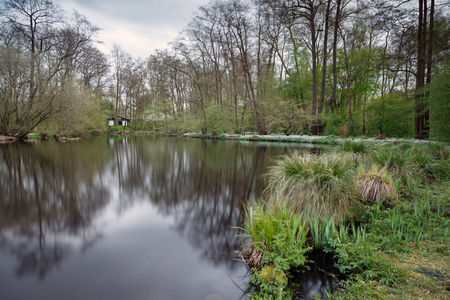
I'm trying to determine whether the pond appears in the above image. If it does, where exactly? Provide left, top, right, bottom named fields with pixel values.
left=0, top=136, right=333, bottom=300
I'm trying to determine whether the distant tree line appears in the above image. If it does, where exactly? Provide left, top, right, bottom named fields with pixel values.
left=1, top=0, right=449, bottom=139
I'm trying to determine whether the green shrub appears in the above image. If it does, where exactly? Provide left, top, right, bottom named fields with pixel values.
left=106, top=125, right=125, bottom=132
left=324, top=125, right=339, bottom=136
left=239, top=204, right=311, bottom=298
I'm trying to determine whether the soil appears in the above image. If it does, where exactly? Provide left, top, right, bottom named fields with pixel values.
left=0, top=135, right=17, bottom=143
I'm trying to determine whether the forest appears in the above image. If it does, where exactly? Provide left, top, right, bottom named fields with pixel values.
left=0, top=0, right=449, bottom=140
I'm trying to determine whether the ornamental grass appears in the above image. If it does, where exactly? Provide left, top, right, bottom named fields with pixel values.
left=264, top=152, right=361, bottom=223
left=356, top=164, right=397, bottom=203
left=370, top=148, right=415, bottom=184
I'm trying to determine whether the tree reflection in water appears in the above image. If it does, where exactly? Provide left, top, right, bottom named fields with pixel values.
left=0, top=137, right=319, bottom=283
left=0, top=141, right=111, bottom=278
left=110, top=137, right=279, bottom=270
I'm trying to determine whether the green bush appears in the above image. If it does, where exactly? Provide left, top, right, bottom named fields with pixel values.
left=324, top=124, right=339, bottom=136
left=106, top=125, right=125, bottom=132
left=239, top=204, right=311, bottom=298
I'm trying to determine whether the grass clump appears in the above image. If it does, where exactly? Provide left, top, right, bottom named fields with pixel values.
left=371, top=148, right=415, bottom=184
left=356, top=164, right=397, bottom=204
left=425, top=142, right=450, bottom=160
left=340, top=140, right=369, bottom=154
left=265, top=152, right=360, bottom=223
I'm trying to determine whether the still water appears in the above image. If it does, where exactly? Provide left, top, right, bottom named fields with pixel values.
left=0, top=136, right=329, bottom=300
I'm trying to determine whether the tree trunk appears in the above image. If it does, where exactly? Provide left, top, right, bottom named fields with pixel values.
left=341, top=30, right=354, bottom=135
left=309, top=1, right=319, bottom=135
left=415, top=0, right=427, bottom=139
left=319, top=0, right=331, bottom=115
left=325, top=0, right=341, bottom=114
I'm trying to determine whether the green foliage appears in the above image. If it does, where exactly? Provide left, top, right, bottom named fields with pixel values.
left=428, top=58, right=450, bottom=140
left=205, top=105, right=227, bottom=133
left=308, top=215, right=342, bottom=252
left=39, top=85, right=107, bottom=136
left=368, top=143, right=450, bottom=192
left=370, top=148, right=415, bottom=184
left=240, top=204, right=311, bottom=270
left=340, top=140, right=369, bottom=154
left=366, top=92, right=415, bottom=137
left=426, top=142, right=450, bottom=160
left=242, top=143, right=450, bottom=299
left=409, top=147, right=440, bottom=179
left=106, top=125, right=125, bottom=132
left=265, top=96, right=309, bottom=136
left=332, top=182, right=449, bottom=298
left=239, top=203, right=311, bottom=298
left=321, top=113, right=347, bottom=136
left=126, top=122, right=154, bottom=131
left=99, top=98, right=115, bottom=118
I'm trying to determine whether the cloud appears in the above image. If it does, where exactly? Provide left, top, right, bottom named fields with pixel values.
left=55, top=0, right=208, bottom=58
left=73, top=0, right=203, bottom=27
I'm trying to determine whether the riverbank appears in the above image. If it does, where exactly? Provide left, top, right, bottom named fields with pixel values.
left=23, top=129, right=442, bottom=147
left=238, top=141, right=450, bottom=299
left=0, top=135, right=17, bottom=143
left=332, top=178, right=450, bottom=299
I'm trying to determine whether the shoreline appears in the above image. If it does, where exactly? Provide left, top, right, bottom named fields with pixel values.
left=19, top=130, right=443, bottom=146
left=0, top=135, right=17, bottom=143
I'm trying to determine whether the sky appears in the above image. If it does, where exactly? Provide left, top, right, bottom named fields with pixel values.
left=54, top=0, right=210, bottom=58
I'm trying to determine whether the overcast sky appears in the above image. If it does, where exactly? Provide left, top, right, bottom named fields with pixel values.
left=54, top=0, right=209, bottom=58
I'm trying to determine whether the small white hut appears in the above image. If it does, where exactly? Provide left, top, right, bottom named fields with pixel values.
left=107, top=117, right=130, bottom=127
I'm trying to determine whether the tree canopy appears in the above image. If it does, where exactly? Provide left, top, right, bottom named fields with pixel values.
left=1, top=0, right=449, bottom=139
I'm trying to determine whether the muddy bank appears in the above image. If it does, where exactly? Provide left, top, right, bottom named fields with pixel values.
left=0, top=135, right=17, bottom=143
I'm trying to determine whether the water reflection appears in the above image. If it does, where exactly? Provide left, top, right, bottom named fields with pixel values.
left=0, top=137, right=289, bottom=288
left=109, top=137, right=273, bottom=268
left=0, top=136, right=330, bottom=299
left=0, top=141, right=111, bottom=278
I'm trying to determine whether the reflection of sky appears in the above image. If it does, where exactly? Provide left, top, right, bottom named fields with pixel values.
left=0, top=137, right=257, bottom=300
left=0, top=200, right=247, bottom=300
left=0, top=137, right=331, bottom=300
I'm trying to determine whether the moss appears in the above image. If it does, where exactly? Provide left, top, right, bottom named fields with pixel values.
left=258, top=265, right=288, bottom=285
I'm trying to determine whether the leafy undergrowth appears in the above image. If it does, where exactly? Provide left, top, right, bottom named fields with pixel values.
left=333, top=180, right=450, bottom=300
left=239, top=141, right=450, bottom=299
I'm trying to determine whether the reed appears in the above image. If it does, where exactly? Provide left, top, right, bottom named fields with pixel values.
left=308, top=214, right=339, bottom=250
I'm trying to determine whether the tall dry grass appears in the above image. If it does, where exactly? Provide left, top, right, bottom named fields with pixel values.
left=264, top=152, right=361, bottom=223
left=356, top=164, right=397, bottom=203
